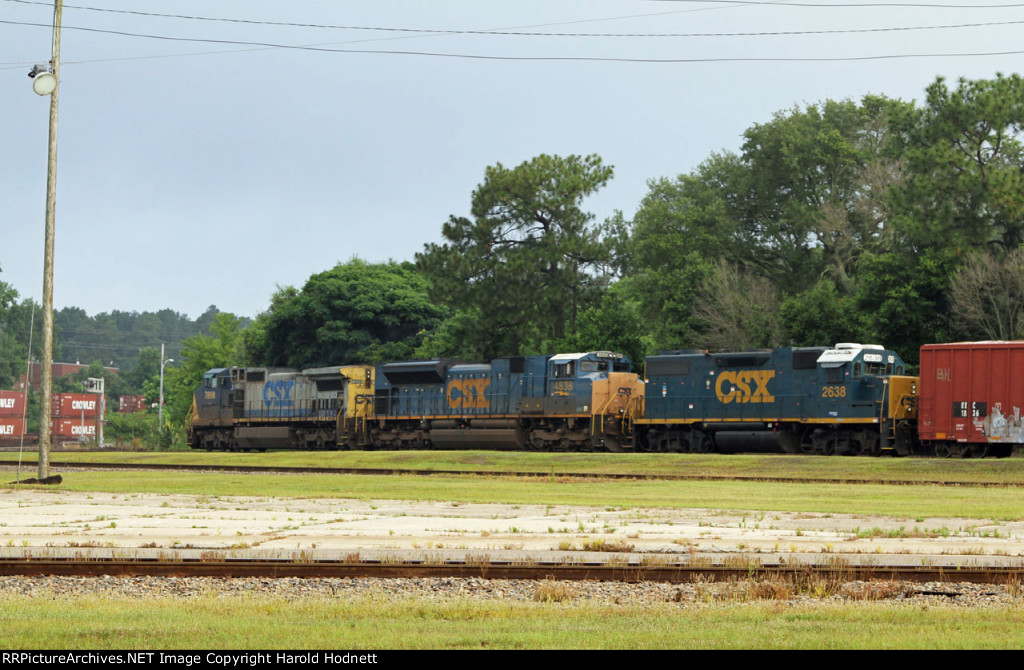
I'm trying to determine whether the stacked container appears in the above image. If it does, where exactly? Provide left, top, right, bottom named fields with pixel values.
left=118, top=395, right=147, bottom=414
left=0, top=390, right=27, bottom=443
left=51, top=392, right=102, bottom=441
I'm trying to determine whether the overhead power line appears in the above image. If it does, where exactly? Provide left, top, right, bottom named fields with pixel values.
left=652, top=0, right=1024, bottom=6
left=4, top=2, right=1024, bottom=67
left=4, top=0, right=1024, bottom=37
left=3, top=18, right=1024, bottom=61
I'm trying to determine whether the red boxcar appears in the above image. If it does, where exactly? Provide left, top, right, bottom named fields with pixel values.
left=51, top=393, right=101, bottom=418
left=918, top=341, right=1023, bottom=457
left=0, top=391, right=26, bottom=417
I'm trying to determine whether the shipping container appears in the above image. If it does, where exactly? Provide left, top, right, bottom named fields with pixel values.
left=0, top=417, right=26, bottom=440
left=51, top=393, right=102, bottom=418
left=918, top=341, right=1023, bottom=457
left=0, top=390, right=27, bottom=417
left=51, top=418, right=97, bottom=439
left=118, top=395, right=147, bottom=414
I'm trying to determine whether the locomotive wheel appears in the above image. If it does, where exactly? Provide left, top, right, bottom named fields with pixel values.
left=689, top=431, right=713, bottom=454
left=811, top=431, right=835, bottom=455
left=835, top=436, right=858, bottom=456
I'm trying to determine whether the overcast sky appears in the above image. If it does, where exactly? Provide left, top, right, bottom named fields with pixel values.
left=3, top=0, right=1023, bottom=320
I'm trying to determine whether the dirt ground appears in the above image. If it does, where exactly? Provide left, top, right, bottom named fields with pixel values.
left=1, top=486, right=1022, bottom=566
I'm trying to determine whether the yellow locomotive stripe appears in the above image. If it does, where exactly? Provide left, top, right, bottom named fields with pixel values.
left=381, top=414, right=590, bottom=420
left=635, top=417, right=879, bottom=425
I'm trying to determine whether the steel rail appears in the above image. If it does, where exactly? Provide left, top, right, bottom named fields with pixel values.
left=1, top=459, right=1020, bottom=489
left=0, top=557, right=1021, bottom=584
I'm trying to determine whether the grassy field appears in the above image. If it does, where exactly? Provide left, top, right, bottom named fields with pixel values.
left=3, top=593, right=1024, bottom=649
left=4, top=469, right=1019, bottom=520
left=10, top=448, right=1024, bottom=484
left=4, top=450, right=1024, bottom=649
left=3, top=449, right=1024, bottom=520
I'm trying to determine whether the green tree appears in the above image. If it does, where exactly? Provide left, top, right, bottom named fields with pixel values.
left=417, top=154, right=614, bottom=359
left=541, top=280, right=648, bottom=367
left=948, top=247, right=1024, bottom=340
left=53, top=305, right=227, bottom=373
left=738, top=96, right=909, bottom=294
left=623, top=154, right=742, bottom=350
left=689, top=260, right=783, bottom=351
left=779, top=279, right=866, bottom=347
left=855, top=250, right=953, bottom=366
left=0, top=269, right=42, bottom=390
left=249, top=259, right=445, bottom=368
left=891, top=74, right=1024, bottom=253
left=122, top=347, right=161, bottom=395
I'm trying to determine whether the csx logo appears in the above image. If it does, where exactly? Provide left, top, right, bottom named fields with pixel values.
left=715, top=370, right=775, bottom=404
left=551, top=381, right=573, bottom=397
left=0, top=399, right=15, bottom=409
left=447, top=378, right=490, bottom=409
left=263, top=380, right=295, bottom=408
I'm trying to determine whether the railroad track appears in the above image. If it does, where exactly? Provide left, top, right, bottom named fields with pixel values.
left=0, top=556, right=1021, bottom=584
left=1, top=459, right=1020, bottom=488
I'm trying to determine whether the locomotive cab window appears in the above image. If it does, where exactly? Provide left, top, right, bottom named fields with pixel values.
left=863, top=362, right=884, bottom=375
left=580, top=361, right=601, bottom=373
left=826, top=366, right=844, bottom=383
left=853, top=362, right=863, bottom=380
left=553, top=362, right=575, bottom=378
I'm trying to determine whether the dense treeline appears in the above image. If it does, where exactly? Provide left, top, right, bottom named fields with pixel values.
left=54, top=304, right=225, bottom=373
left=410, top=74, right=1024, bottom=367
left=2, top=74, right=1021, bottom=447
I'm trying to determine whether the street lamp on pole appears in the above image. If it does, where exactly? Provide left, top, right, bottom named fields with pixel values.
left=159, top=343, right=174, bottom=435
left=30, top=0, right=63, bottom=481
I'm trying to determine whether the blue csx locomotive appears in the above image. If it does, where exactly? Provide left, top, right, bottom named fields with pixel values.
left=636, top=343, right=918, bottom=455
left=188, top=351, right=642, bottom=451
left=189, top=344, right=919, bottom=455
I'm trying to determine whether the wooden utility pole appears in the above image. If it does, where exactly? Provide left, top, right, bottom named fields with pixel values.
left=38, top=0, right=63, bottom=480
